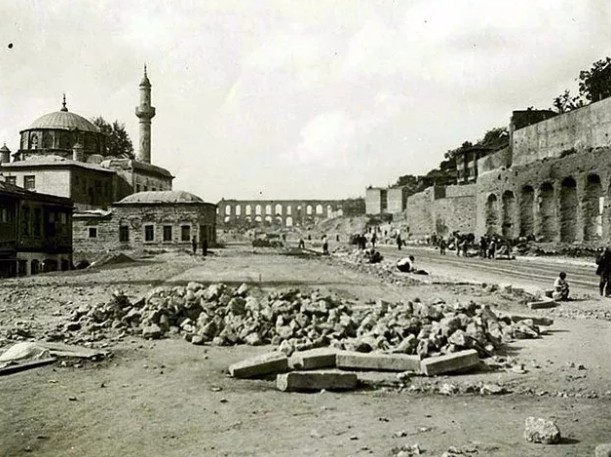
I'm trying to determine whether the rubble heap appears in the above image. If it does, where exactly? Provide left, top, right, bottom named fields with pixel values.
left=58, top=282, right=544, bottom=359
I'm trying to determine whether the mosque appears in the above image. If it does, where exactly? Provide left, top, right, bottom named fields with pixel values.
left=0, top=67, right=217, bottom=257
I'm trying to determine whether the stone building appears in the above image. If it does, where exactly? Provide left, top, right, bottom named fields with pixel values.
left=0, top=178, right=73, bottom=277
left=73, top=191, right=217, bottom=253
left=1, top=155, right=116, bottom=210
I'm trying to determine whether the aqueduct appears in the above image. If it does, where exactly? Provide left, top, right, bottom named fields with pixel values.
left=217, top=199, right=350, bottom=228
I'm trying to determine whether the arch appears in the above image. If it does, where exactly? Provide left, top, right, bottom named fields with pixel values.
left=560, top=177, right=577, bottom=242
left=235, top=205, right=242, bottom=216
left=315, top=204, right=323, bottom=215
left=274, top=216, right=283, bottom=226
left=286, top=216, right=294, bottom=227
left=583, top=174, right=603, bottom=242
left=326, top=205, right=333, bottom=218
left=255, top=204, right=262, bottom=215
left=43, top=258, right=58, bottom=272
left=337, top=209, right=344, bottom=217
left=264, top=215, right=272, bottom=224
left=520, top=185, right=535, bottom=237
left=286, top=206, right=292, bottom=215
left=265, top=204, right=272, bottom=215
left=501, top=190, right=516, bottom=239
left=306, top=205, right=313, bottom=215
left=246, top=216, right=252, bottom=223
left=31, top=259, right=40, bottom=275
left=224, top=216, right=231, bottom=223
left=539, top=182, right=555, bottom=242
left=224, top=205, right=231, bottom=215
left=485, top=194, right=499, bottom=235
left=245, top=205, right=252, bottom=216
left=254, top=215, right=262, bottom=223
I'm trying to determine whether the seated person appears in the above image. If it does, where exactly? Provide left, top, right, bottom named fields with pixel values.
left=396, top=255, right=415, bottom=273
left=552, top=272, right=570, bottom=301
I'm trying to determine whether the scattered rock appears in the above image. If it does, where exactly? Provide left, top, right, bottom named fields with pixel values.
left=523, top=417, right=561, bottom=444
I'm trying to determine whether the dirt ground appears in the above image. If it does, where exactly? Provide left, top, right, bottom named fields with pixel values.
left=1, top=246, right=610, bottom=457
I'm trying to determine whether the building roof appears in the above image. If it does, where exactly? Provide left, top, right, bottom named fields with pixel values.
left=0, top=155, right=115, bottom=173
left=116, top=190, right=205, bottom=205
left=100, top=158, right=174, bottom=178
left=26, top=107, right=100, bottom=133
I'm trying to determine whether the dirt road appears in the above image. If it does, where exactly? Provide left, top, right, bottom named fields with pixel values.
left=1, top=247, right=610, bottom=456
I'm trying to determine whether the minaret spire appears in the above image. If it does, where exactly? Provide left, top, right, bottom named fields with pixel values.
left=61, top=93, right=68, bottom=112
left=135, top=65, right=155, bottom=163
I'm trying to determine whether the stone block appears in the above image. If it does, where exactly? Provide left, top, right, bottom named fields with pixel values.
left=276, top=370, right=358, bottom=392
left=420, top=349, right=480, bottom=376
left=290, top=348, right=338, bottom=370
left=228, top=352, right=289, bottom=379
left=336, top=351, right=420, bottom=372
left=527, top=299, right=558, bottom=310
left=510, top=315, right=554, bottom=326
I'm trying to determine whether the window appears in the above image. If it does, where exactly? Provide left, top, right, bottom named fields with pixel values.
left=181, top=225, right=191, bottom=242
left=22, top=206, right=30, bottom=236
left=163, top=225, right=172, bottom=242
left=24, top=175, right=35, bottom=190
left=6, top=176, right=16, bottom=186
left=144, top=224, right=154, bottom=242
left=88, top=227, right=97, bottom=238
left=119, top=226, right=129, bottom=242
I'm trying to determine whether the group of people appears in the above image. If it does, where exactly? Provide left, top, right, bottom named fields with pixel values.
left=191, top=236, right=208, bottom=257
left=428, top=232, right=513, bottom=260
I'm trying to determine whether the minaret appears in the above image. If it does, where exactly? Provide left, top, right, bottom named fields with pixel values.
left=135, top=64, right=156, bottom=163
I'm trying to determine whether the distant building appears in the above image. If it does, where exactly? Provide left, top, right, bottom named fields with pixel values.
left=0, top=178, right=73, bottom=277
left=365, top=186, right=409, bottom=215
left=73, top=191, right=217, bottom=253
left=454, top=146, right=494, bottom=184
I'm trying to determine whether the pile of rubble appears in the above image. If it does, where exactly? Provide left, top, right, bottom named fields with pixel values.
left=56, top=282, right=545, bottom=361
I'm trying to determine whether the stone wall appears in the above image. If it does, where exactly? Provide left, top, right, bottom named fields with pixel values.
left=513, top=96, right=611, bottom=167
left=475, top=147, right=611, bottom=245
left=387, top=187, right=406, bottom=214
left=406, top=185, right=476, bottom=238
left=477, top=147, right=512, bottom=175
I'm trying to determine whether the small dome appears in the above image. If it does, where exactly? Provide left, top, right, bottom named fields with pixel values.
left=28, top=111, right=100, bottom=133
left=117, top=190, right=204, bottom=204
left=0, top=143, right=10, bottom=152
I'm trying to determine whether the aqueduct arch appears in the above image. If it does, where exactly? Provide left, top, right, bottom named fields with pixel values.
left=583, top=174, right=603, bottom=242
left=559, top=177, right=577, bottom=243
left=485, top=194, right=499, bottom=235
left=520, top=185, right=535, bottom=237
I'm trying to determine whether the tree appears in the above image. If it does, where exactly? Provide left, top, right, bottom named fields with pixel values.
left=552, top=89, right=584, bottom=113
left=578, top=57, right=611, bottom=102
left=477, top=127, right=509, bottom=149
left=91, top=116, right=134, bottom=159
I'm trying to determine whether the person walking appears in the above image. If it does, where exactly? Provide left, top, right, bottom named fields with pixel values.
left=201, top=238, right=208, bottom=257
left=439, top=237, right=446, bottom=255
left=596, top=247, right=611, bottom=296
left=191, top=236, right=197, bottom=255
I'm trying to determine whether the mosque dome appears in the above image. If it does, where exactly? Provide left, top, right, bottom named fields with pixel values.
left=117, top=190, right=204, bottom=204
left=28, top=110, right=99, bottom=133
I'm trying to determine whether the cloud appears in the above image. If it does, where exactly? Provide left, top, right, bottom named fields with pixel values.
left=286, top=112, right=356, bottom=167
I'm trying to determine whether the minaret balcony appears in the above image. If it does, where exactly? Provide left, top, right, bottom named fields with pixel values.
left=135, top=106, right=156, bottom=119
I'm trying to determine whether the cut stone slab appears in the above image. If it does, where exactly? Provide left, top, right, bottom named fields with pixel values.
left=290, top=348, right=338, bottom=370
left=276, top=370, right=358, bottom=392
left=527, top=299, right=558, bottom=310
left=229, top=352, right=289, bottom=379
left=420, top=349, right=480, bottom=376
left=336, top=351, right=420, bottom=372
left=510, top=315, right=554, bottom=326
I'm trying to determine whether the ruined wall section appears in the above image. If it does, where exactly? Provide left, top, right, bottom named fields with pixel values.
left=477, top=147, right=512, bottom=175
left=513, top=97, right=611, bottom=167
left=406, top=185, right=476, bottom=238
left=476, top=147, right=611, bottom=245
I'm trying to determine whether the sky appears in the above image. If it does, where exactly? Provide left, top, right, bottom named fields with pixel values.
left=1, top=1, right=611, bottom=202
